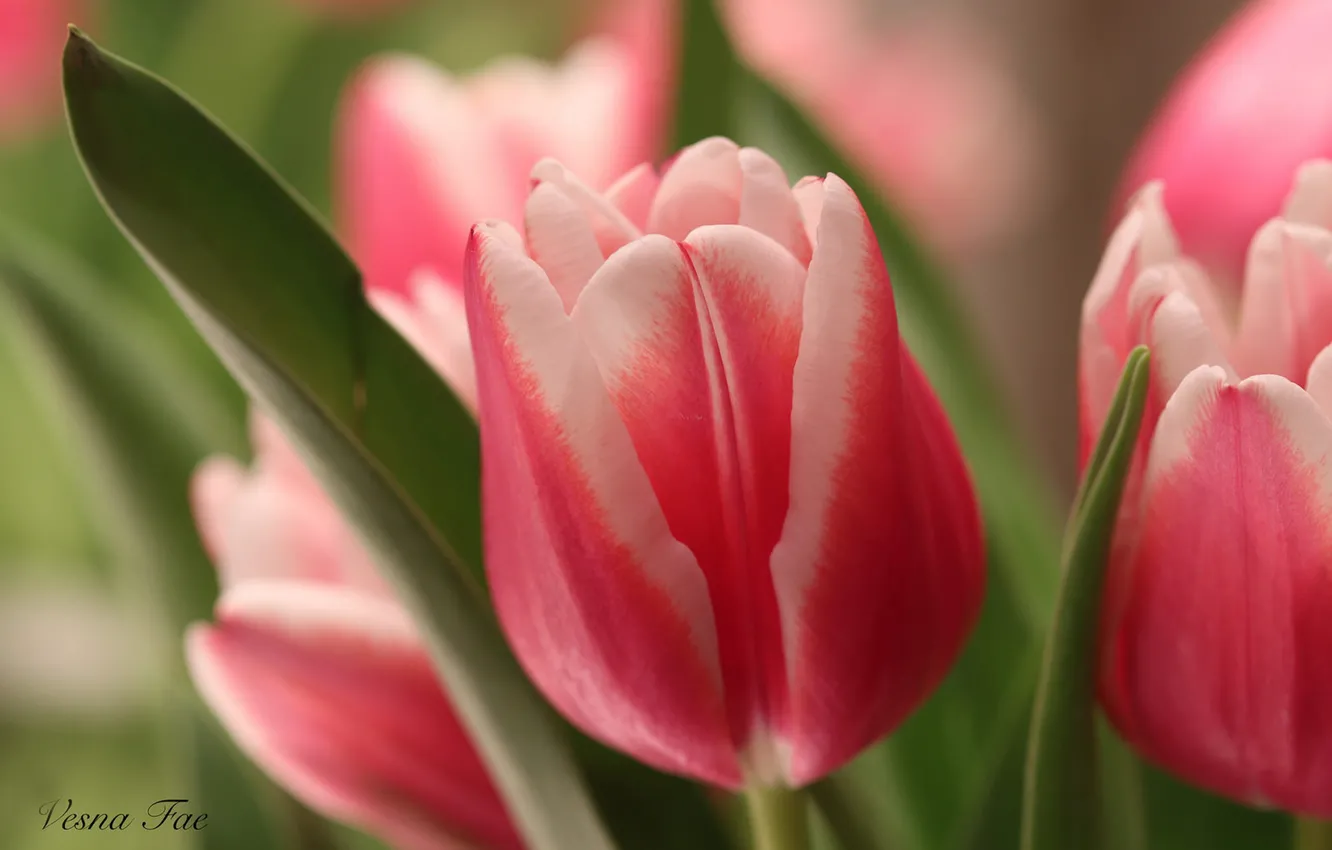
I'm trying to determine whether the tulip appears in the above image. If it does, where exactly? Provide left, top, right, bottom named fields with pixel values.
left=335, top=3, right=667, bottom=302
left=1115, top=0, right=1332, bottom=291
left=720, top=0, right=1046, bottom=257
left=1085, top=161, right=1332, bottom=815
left=186, top=416, right=518, bottom=849
left=0, top=0, right=87, bottom=141
left=466, top=137, right=986, bottom=789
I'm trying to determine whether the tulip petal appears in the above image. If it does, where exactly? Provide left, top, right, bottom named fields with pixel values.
left=368, top=273, right=477, bottom=413
left=738, top=148, right=812, bottom=264
left=187, top=581, right=521, bottom=850
left=531, top=158, right=643, bottom=258
left=1103, top=368, right=1332, bottom=813
left=605, top=162, right=661, bottom=231
left=1306, top=344, right=1332, bottom=418
left=191, top=457, right=246, bottom=563
left=1283, top=160, right=1332, bottom=230
left=647, top=137, right=743, bottom=239
left=1238, top=221, right=1332, bottom=383
left=1080, top=184, right=1180, bottom=459
left=336, top=56, right=516, bottom=297
left=571, top=226, right=804, bottom=774
left=771, top=175, right=984, bottom=784
left=791, top=175, right=824, bottom=248
left=465, top=222, right=738, bottom=785
left=524, top=182, right=606, bottom=311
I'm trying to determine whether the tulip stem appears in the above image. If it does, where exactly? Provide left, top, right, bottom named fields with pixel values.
left=1296, top=818, right=1332, bottom=850
left=745, top=785, right=810, bottom=850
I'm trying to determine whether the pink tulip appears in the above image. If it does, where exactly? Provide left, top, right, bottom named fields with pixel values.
left=466, top=137, right=985, bottom=789
left=186, top=416, right=518, bottom=849
left=0, top=0, right=86, bottom=141
left=335, top=4, right=668, bottom=302
left=1116, top=0, right=1332, bottom=291
left=1085, top=161, right=1332, bottom=814
left=720, top=0, right=1046, bottom=256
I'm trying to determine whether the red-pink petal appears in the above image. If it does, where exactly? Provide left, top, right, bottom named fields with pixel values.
left=191, top=457, right=246, bottom=563
left=465, top=222, right=739, bottom=785
left=1102, top=368, right=1332, bottom=815
left=187, top=581, right=520, bottom=850
left=571, top=227, right=805, bottom=776
left=368, top=274, right=478, bottom=414
left=772, top=175, right=984, bottom=784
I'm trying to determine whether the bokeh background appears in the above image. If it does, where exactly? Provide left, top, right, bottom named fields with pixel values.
left=0, top=0, right=1268, bottom=847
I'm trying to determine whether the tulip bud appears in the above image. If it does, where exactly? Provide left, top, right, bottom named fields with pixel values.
left=187, top=407, right=516, bottom=846
left=466, top=138, right=985, bottom=789
left=1116, top=0, right=1332, bottom=290
left=1085, top=160, right=1332, bottom=815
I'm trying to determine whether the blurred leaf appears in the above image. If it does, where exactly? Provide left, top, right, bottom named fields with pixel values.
left=0, top=229, right=242, bottom=639
left=63, top=31, right=617, bottom=850
left=671, top=0, right=738, bottom=148
left=1020, top=346, right=1151, bottom=850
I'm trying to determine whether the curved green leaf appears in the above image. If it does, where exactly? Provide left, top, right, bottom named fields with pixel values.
left=62, top=30, right=615, bottom=850
left=1020, top=346, right=1151, bottom=850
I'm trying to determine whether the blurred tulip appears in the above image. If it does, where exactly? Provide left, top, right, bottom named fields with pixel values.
left=0, top=0, right=86, bottom=141
left=721, top=0, right=1046, bottom=257
left=1085, top=161, right=1332, bottom=815
left=466, top=137, right=985, bottom=789
left=1116, top=0, right=1332, bottom=292
left=186, top=416, right=517, bottom=849
left=336, top=4, right=668, bottom=302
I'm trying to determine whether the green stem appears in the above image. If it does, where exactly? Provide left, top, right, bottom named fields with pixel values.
left=745, top=786, right=810, bottom=850
left=1296, top=818, right=1332, bottom=850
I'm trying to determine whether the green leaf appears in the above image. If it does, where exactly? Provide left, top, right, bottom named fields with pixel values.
left=1020, top=346, right=1152, bottom=850
left=671, top=0, right=738, bottom=148
left=63, top=30, right=615, bottom=850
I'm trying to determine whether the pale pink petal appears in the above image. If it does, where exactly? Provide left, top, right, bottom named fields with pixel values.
left=531, top=158, right=642, bottom=257
left=464, top=222, right=739, bottom=785
left=1283, top=160, right=1332, bottom=230
left=187, top=581, right=520, bottom=850
left=191, top=458, right=247, bottom=563
left=571, top=227, right=805, bottom=776
left=605, top=163, right=661, bottom=231
left=1102, top=367, right=1332, bottom=814
left=1306, top=345, right=1332, bottom=417
left=524, top=183, right=606, bottom=312
left=738, top=148, right=812, bottom=264
left=1234, top=221, right=1332, bottom=382
left=1080, top=184, right=1181, bottom=459
left=771, top=175, right=984, bottom=784
left=335, top=56, right=517, bottom=298
left=369, top=273, right=477, bottom=414
left=647, top=137, right=744, bottom=240
left=791, top=176, right=824, bottom=248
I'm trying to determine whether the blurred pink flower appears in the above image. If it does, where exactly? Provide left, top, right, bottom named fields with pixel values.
left=1116, top=0, right=1332, bottom=292
left=721, top=0, right=1046, bottom=256
left=187, top=417, right=516, bottom=850
left=1085, top=164, right=1332, bottom=815
left=0, top=0, right=86, bottom=141
left=335, top=0, right=670, bottom=301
